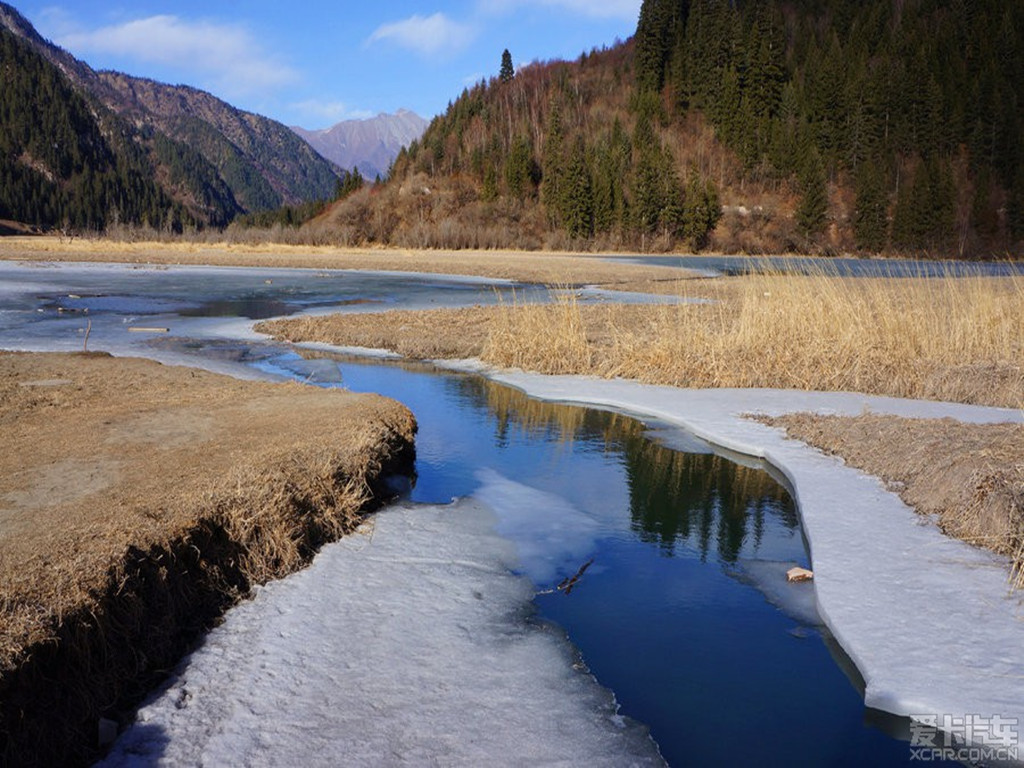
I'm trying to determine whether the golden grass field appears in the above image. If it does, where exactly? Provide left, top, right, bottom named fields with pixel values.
left=262, top=269, right=1024, bottom=407
left=0, top=235, right=699, bottom=288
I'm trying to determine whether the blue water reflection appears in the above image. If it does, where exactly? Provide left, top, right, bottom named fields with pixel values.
left=256, top=348, right=948, bottom=767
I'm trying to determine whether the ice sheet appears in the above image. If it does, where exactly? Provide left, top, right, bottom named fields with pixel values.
left=443, top=363, right=1024, bottom=749
left=99, top=500, right=663, bottom=767
left=474, top=468, right=603, bottom=585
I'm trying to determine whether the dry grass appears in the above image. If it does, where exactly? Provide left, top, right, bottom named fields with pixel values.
left=262, top=306, right=494, bottom=359
left=483, top=289, right=595, bottom=374
left=0, top=351, right=416, bottom=766
left=262, top=270, right=1024, bottom=409
left=0, top=236, right=699, bottom=288
left=483, top=271, right=1024, bottom=407
left=763, top=413, right=1024, bottom=590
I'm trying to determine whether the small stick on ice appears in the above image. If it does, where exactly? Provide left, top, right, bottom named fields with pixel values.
left=557, top=558, right=595, bottom=595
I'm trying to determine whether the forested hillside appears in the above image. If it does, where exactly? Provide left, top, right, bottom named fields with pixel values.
left=320, top=0, right=1023, bottom=256
left=0, top=26, right=188, bottom=231
left=0, top=1, right=341, bottom=233
left=94, top=71, right=342, bottom=212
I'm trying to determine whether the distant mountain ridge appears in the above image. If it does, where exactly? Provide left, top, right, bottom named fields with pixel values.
left=292, top=110, right=428, bottom=181
left=0, top=1, right=341, bottom=229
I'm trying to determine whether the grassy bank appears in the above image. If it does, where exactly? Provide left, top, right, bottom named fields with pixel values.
left=764, top=413, right=1024, bottom=590
left=261, top=270, right=1024, bottom=409
left=0, top=352, right=416, bottom=766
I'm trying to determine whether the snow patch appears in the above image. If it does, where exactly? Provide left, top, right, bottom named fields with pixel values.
left=99, top=500, right=663, bottom=767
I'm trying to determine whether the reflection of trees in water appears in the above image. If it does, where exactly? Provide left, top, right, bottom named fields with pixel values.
left=445, top=374, right=640, bottom=450
left=624, top=437, right=797, bottom=562
left=180, top=296, right=295, bottom=319
left=444, top=372, right=797, bottom=563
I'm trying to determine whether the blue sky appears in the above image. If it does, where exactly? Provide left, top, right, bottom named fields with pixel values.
left=15, top=1, right=641, bottom=128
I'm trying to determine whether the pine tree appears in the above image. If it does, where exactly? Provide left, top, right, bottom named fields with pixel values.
left=505, top=136, right=535, bottom=201
left=796, top=147, right=828, bottom=236
left=852, top=160, right=889, bottom=252
left=481, top=163, right=499, bottom=202
left=541, top=101, right=567, bottom=225
left=892, top=157, right=955, bottom=253
left=500, top=49, right=515, bottom=83
left=591, top=120, right=630, bottom=234
left=634, top=0, right=679, bottom=94
left=970, top=166, right=999, bottom=244
left=681, top=170, right=722, bottom=250
left=563, top=139, right=594, bottom=239
left=1009, top=164, right=1024, bottom=242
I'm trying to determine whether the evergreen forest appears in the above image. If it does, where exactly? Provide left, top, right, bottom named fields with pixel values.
left=329, top=0, right=1023, bottom=256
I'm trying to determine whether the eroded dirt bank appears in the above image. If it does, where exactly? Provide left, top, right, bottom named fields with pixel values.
left=0, top=351, right=416, bottom=766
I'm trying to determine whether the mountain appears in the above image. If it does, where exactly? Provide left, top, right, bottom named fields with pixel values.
left=292, top=110, right=428, bottom=181
left=91, top=72, right=341, bottom=212
left=0, top=17, right=190, bottom=231
left=316, top=0, right=1024, bottom=257
left=0, top=2, right=340, bottom=230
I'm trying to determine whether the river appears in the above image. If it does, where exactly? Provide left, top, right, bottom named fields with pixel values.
left=0, top=259, right=965, bottom=766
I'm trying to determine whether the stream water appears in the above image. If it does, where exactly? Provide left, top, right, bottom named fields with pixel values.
left=258, top=349, right=929, bottom=766
left=0, top=260, right=960, bottom=765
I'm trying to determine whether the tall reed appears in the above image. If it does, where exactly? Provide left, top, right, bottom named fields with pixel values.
left=482, top=268, right=1024, bottom=407
left=483, top=287, right=593, bottom=374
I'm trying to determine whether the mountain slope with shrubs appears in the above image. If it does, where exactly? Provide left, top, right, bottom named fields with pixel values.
left=316, top=0, right=1024, bottom=257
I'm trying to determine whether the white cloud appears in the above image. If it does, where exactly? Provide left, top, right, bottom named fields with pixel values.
left=366, top=13, right=475, bottom=57
left=479, top=0, right=641, bottom=20
left=289, top=100, right=374, bottom=127
left=54, top=15, right=299, bottom=99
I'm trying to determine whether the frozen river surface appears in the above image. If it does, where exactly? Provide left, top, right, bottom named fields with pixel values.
left=2, top=260, right=1019, bottom=766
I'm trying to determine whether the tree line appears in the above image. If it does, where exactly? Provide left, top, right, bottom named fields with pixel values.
left=634, top=0, right=1024, bottom=254
left=390, top=42, right=723, bottom=251
left=380, top=0, right=1022, bottom=255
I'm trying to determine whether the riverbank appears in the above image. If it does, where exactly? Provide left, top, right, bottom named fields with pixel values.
left=442, top=365, right=1024, bottom=753
left=764, top=413, right=1024, bottom=590
left=0, top=351, right=416, bottom=766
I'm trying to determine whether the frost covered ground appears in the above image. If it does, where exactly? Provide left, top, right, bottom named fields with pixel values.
left=99, top=500, right=662, bottom=767
left=445, top=361, right=1024, bottom=752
